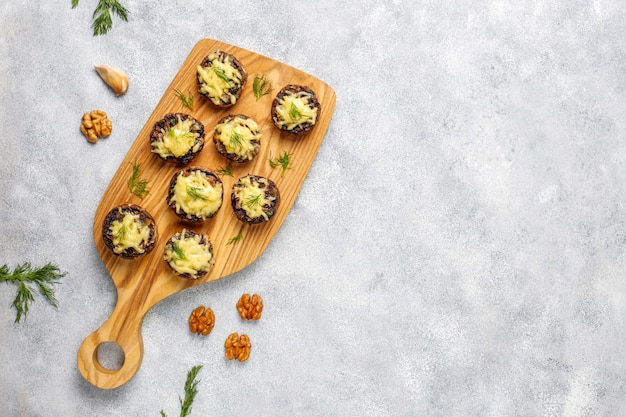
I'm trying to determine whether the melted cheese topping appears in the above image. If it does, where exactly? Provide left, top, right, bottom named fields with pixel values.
left=170, top=170, right=223, bottom=219
left=164, top=231, right=213, bottom=277
left=275, top=92, right=318, bottom=130
left=214, top=116, right=261, bottom=160
left=109, top=212, right=151, bottom=254
left=233, top=176, right=275, bottom=221
left=197, top=52, right=243, bottom=105
left=152, top=116, right=201, bottom=158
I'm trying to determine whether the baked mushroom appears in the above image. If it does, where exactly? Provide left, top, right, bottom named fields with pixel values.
left=196, top=50, right=247, bottom=107
left=271, top=84, right=321, bottom=135
left=213, top=114, right=262, bottom=163
left=167, top=167, right=224, bottom=222
left=231, top=174, right=280, bottom=225
left=150, top=113, right=205, bottom=165
left=102, top=204, right=158, bottom=259
left=163, top=229, right=214, bottom=279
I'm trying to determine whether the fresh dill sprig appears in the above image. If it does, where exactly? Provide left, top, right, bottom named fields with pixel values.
left=226, top=232, right=244, bottom=245
left=253, top=74, right=273, bottom=101
left=268, top=151, right=293, bottom=177
left=245, top=194, right=261, bottom=208
left=0, top=262, right=66, bottom=324
left=212, top=66, right=230, bottom=83
left=160, top=365, right=203, bottom=417
left=113, top=223, right=127, bottom=242
left=179, top=365, right=202, bottom=417
left=167, top=127, right=192, bottom=142
left=230, top=131, right=243, bottom=149
left=72, top=0, right=129, bottom=36
left=216, top=163, right=234, bottom=177
left=167, top=128, right=195, bottom=149
left=186, top=186, right=207, bottom=201
left=127, top=161, right=150, bottom=199
left=172, top=244, right=186, bottom=260
left=289, top=102, right=302, bottom=121
left=174, top=89, right=194, bottom=111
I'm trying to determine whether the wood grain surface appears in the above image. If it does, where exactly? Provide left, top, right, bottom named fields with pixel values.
left=77, top=38, right=336, bottom=389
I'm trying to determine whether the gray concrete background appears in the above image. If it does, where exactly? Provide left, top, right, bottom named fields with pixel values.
left=1, top=1, right=626, bottom=415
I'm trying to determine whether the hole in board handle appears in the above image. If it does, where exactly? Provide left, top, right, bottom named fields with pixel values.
left=96, top=341, right=125, bottom=371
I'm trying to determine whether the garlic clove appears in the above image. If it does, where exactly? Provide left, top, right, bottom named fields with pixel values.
left=94, top=64, right=129, bottom=96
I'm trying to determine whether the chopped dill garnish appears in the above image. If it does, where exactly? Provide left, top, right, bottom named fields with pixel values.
left=174, top=89, right=194, bottom=111
left=167, top=127, right=193, bottom=142
left=226, top=232, right=244, bottom=245
left=172, top=244, right=186, bottom=260
left=230, top=131, right=244, bottom=148
left=127, top=161, right=150, bottom=199
left=186, top=186, right=208, bottom=201
left=216, top=163, right=234, bottom=177
left=268, top=151, right=293, bottom=177
left=253, top=74, right=273, bottom=101
left=245, top=194, right=261, bottom=208
left=289, top=102, right=302, bottom=121
left=113, top=223, right=127, bottom=241
left=212, top=66, right=230, bottom=83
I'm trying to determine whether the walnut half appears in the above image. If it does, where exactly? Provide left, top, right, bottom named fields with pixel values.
left=80, top=110, right=112, bottom=143
left=236, top=293, right=263, bottom=320
left=224, top=332, right=251, bottom=362
left=188, top=306, right=215, bottom=336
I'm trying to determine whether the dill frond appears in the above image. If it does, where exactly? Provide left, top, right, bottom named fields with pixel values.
left=0, top=262, right=66, bottom=323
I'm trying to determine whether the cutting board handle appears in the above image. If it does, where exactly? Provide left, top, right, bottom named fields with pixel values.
left=77, top=297, right=146, bottom=389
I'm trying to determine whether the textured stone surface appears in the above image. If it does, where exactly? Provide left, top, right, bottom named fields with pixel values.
left=1, top=1, right=626, bottom=415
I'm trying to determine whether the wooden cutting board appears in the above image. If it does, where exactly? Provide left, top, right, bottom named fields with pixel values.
left=77, top=38, right=336, bottom=389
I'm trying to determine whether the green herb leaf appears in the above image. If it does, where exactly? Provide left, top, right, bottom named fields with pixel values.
left=229, top=131, right=244, bottom=149
left=92, top=0, right=129, bottom=36
left=127, top=161, right=150, bottom=199
left=167, top=127, right=194, bottom=144
left=245, top=193, right=261, bottom=208
left=72, top=0, right=129, bottom=35
left=268, top=150, right=293, bottom=177
left=186, top=186, right=208, bottom=201
left=114, top=223, right=127, bottom=241
left=174, top=89, right=194, bottom=111
left=216, top=163, right=234, bottom=177
left=160, top=365, right=203, bottom=417
left=288, top=102, right=302, bottom=121
left=252, top=74, right=273, bottom=101
left=212, top=66, right=230, bottom=83
left=179, top=365, right=202, bottom=417
left=172, top=244, right=186, bottom=260
left=0, top=262, right=66, bottom=323
left=226, top=232, right=244, bottom=245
